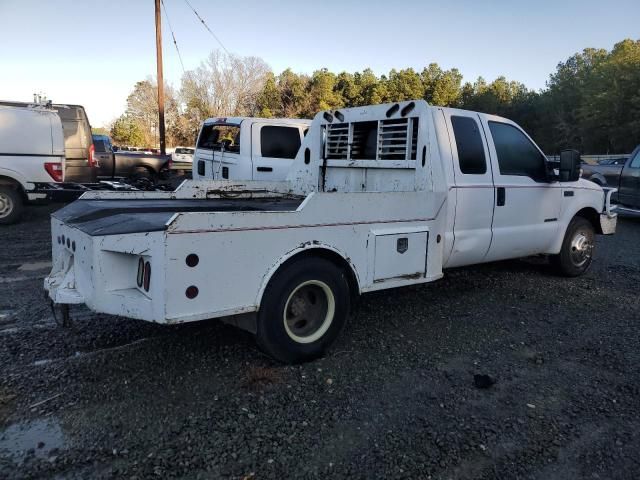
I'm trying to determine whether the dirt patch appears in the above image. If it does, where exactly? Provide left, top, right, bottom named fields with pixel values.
left=0, top=206, right=639, bottom=479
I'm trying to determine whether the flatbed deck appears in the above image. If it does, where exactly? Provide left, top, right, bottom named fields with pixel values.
left=52, top=197, right=304, bottom=236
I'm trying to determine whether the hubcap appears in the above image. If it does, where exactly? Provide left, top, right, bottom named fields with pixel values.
left=283, top=280, right=335, bottom=344
left=0, top=192, right=13, bottom=219
left=570, top=231, right=593, bottom=267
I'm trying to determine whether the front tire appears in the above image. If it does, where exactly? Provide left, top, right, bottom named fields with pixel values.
left=256, top=257, right=351, bottom=364
left=551, top=216, right=595, bottom=277
left=0, top=186, right=24, bottom=225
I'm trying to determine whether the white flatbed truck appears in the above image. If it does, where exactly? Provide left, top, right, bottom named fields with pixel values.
left=45, top=100, right=617, bottom=363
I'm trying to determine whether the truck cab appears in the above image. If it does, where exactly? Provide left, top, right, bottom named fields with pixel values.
left=193, top=117, right=310, bottom=182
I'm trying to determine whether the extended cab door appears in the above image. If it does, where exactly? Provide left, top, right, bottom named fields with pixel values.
left=444, top=111, right=495, bottom=268
left=618, top=147, right=640, bottom=208
left=251, top=123, right=304, bottom=181
left=481, top=117, right=562, bottom=261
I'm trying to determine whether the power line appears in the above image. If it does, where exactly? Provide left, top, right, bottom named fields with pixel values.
left=183, top=0, right=231, bottom=55
left=161, top=0, right=186, bottom=74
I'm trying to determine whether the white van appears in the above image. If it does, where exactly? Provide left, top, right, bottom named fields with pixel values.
left=193, top=117, right=311, bottom=182
left=0, top=105, right=65, bottom=224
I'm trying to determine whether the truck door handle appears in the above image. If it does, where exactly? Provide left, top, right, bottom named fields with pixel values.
left=257, top=167, right=273, bottom=172
left=496, top=187, right=506, bottom=206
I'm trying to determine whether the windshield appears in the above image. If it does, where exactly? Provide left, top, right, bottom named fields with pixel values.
left=93, top=139, right=107, bottom=153
left=176, top=148, right=194, bottom=154
left=198, top=124, right=240, bottom=153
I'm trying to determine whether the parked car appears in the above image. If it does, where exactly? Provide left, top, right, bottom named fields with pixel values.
left=46, top=100, right=617, bottom=363
left=0, top=100, right=97, bottom=183
left=93, top=135, right=170, bottom=181
left=593, top=157, right=628, bottom=166
left=171, top=147, right=195, bottom=164
left=193, top=117, right=311, bottom=181
left=581, top=145, right=640, bottom=209
left=0, top=105, right=64, bottom=224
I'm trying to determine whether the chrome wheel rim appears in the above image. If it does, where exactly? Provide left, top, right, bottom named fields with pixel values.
left=570, top=230, right=593, bottom=267
left=283, top=280, right=335, bottom=344
left=0, top=192, right=13, bottom=219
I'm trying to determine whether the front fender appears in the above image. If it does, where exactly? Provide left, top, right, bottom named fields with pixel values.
left=550, top=184, right=608, bottom=253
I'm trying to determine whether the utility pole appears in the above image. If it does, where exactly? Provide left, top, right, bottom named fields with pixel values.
left=154, top=0, right=166, bottom=155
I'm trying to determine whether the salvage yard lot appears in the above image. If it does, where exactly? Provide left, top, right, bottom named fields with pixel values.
left=1, top=205, right=639, bottom=479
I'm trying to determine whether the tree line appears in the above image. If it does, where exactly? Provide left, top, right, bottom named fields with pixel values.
left=110, top=39, right=640, bottom=154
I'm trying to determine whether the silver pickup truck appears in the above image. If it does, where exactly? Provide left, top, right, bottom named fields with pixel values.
left=581, top=145, right=640, bottom=212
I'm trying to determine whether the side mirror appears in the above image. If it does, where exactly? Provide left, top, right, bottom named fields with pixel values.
left=559, top=149, right=581, bottom=182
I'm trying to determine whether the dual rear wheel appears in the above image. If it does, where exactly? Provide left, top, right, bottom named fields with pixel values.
left=256, top=258, right=351, bottom=364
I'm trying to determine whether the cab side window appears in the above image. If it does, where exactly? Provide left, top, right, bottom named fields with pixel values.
left=630, top=149, right=640, bottom=168
left=260, top=126, right=301, bottom=159
left=451, top=116, right=486, bottom=174
left=489, top=121, right=547, bottom=182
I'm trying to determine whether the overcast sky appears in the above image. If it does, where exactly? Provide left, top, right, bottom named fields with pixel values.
left=1, top=0, right=638, bottom=127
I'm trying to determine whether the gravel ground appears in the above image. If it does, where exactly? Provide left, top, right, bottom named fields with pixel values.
left=1, top=205, right=639, bottom=479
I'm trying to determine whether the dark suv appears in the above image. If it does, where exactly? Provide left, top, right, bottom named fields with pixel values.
left=55, top=104, right=97, bottom=183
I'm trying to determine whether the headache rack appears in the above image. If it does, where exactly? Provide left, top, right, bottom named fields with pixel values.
left=324, top=117, right=419, bottom=165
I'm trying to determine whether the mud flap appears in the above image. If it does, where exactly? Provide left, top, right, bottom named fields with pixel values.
left=600, top=213, right=617, bottom=235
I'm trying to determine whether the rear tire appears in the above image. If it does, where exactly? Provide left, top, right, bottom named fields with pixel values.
left=0, top=186, right=24, bottom=225
left=129, top=167, right=157, bottom=189
left=551, top=216, right=595, bottom=277
left=256, top=257, right=351, bottom=364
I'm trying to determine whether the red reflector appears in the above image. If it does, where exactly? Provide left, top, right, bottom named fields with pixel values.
left=143, top=261, right=151, bottom=292
left=44, top=162, right=63, bottom=182
left=186, top=286, right=199, bottom=299
left=186, top=254, right=199, bottom=267
left=88, top=143, right=96, bottom=167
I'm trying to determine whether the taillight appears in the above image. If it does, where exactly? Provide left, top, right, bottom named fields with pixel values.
left=136, top=258, right=144, bottom=288
left=44, top=162, right=63, bottom=182
left=143, top=261, right=151, bottom=292
left=88, top=144, right=96, bottom=167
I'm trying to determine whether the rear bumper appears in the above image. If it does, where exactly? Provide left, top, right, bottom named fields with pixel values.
left=45, top=220, right=166, bottom=322
left=170, top=161, right=193, bottom=170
